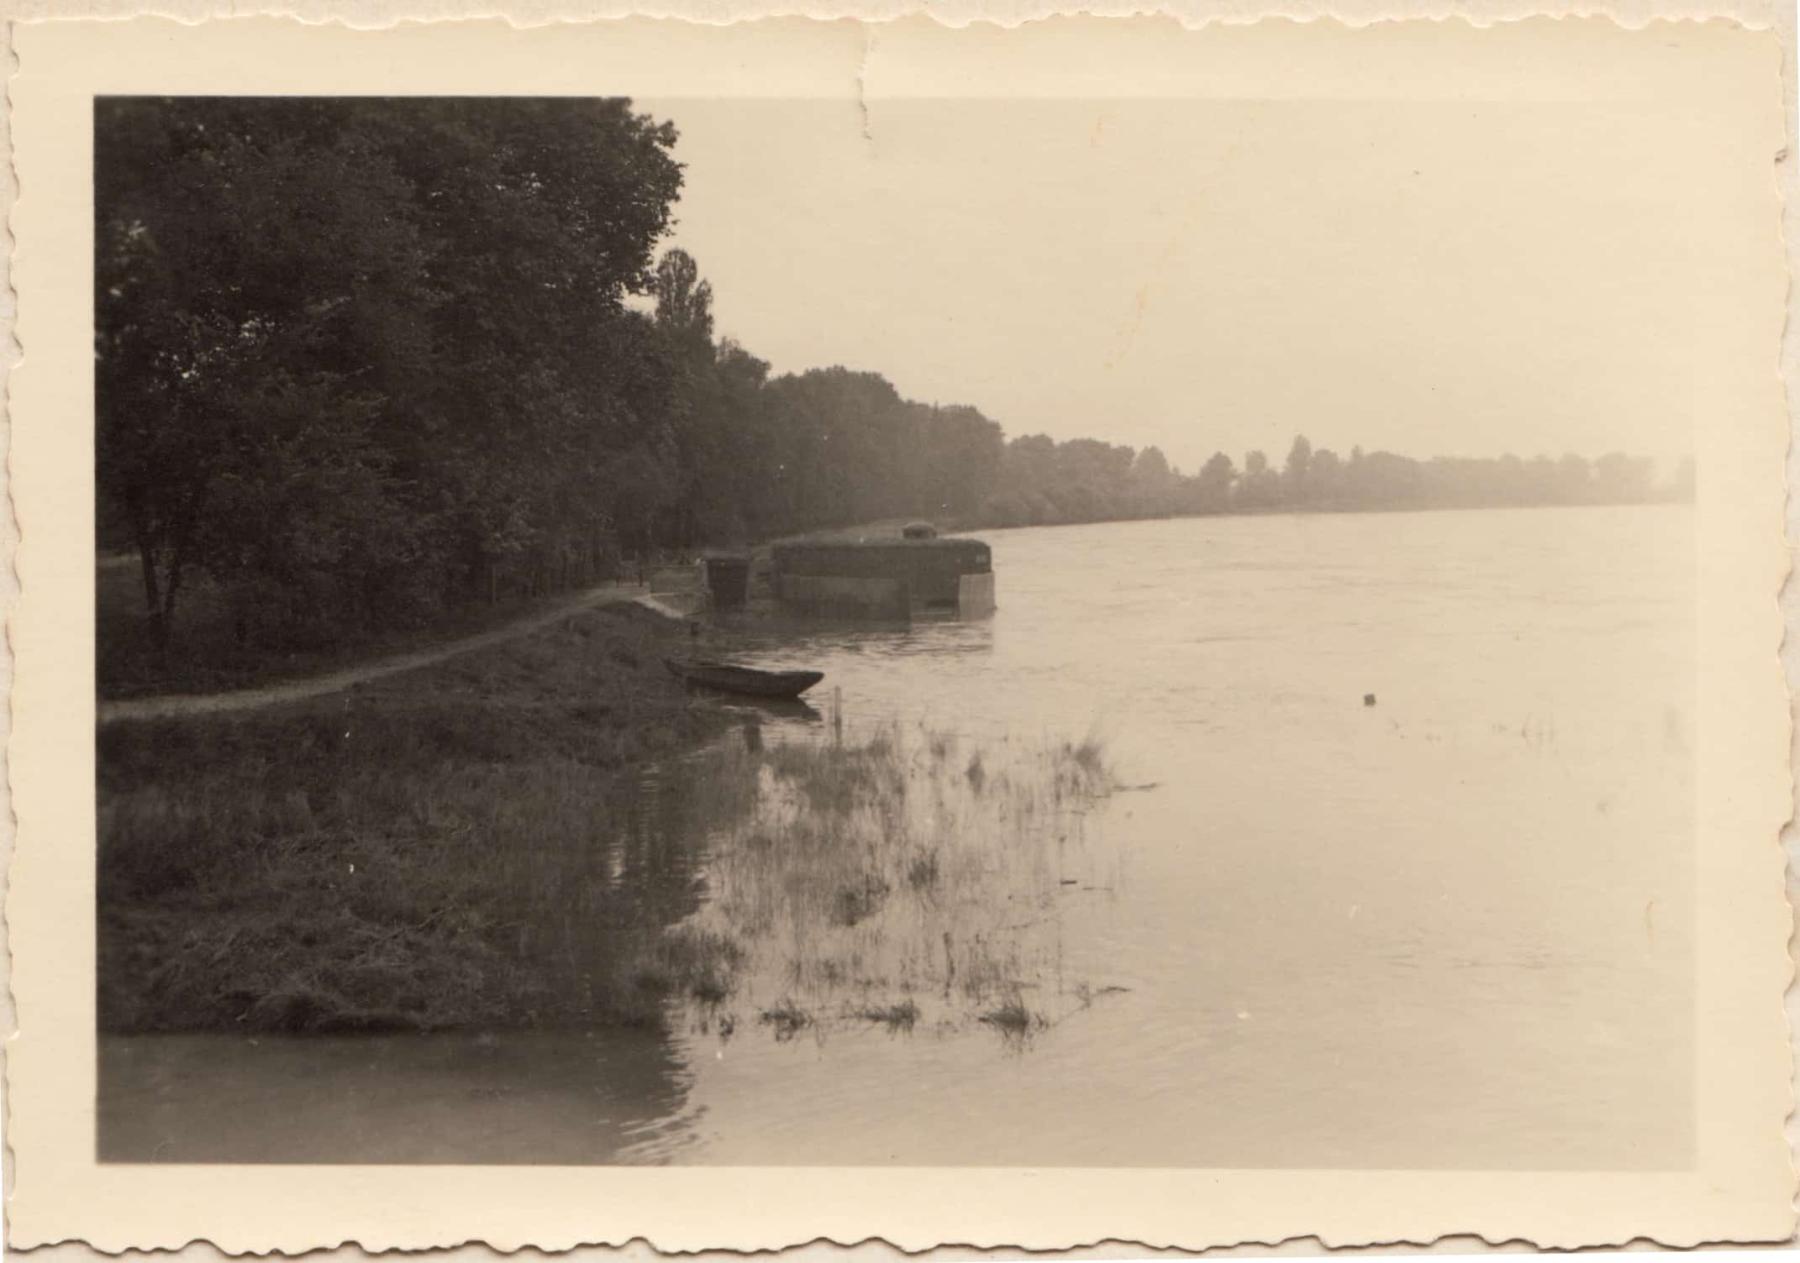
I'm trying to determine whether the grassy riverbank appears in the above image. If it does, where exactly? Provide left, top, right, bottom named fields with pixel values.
left=101, top=597, right=1122, bottom=1037
left=98, top=602, right=734, bottom=1034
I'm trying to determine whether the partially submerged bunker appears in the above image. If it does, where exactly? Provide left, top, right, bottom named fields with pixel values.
left=771, top=536, right=995, bottom=619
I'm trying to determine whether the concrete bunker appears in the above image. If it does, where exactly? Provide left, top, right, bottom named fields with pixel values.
left=771, top=536, right=995, bottom=620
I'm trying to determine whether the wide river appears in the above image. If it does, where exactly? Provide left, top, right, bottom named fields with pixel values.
left=101, top=504, right=1694, bottom=1169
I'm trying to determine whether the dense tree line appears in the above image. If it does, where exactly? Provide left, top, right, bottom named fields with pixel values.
left=980, top=433, right=1692, bottom=528
left=98, top=98, right=1688, bottom=653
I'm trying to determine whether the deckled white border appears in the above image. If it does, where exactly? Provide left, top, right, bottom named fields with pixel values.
left=2, top=7, right=1794, bottom=1255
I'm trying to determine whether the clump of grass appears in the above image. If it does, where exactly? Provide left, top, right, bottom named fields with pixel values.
left=978, top=996, right=1040, bottom=1040
left=965, top=752, right=986, bottom=794
left=689, top=968, right=733, bottom=1006
left=857, top=999, right=920, bottom=1033
left=951, top=932, right=1026, bottom=1004
left=1068, top=735, right=1106, bottom=774
left=1048, top=730, right=1114, bottom=801
left=831, top=874, right=891, bottom=926
left=905, top=850, right=940, bottom=891
left=764, top=741, right=893, bottom=814
left=759, top=997, right=812, bottom=1040
left=623, top=927, right=744, bottom=1005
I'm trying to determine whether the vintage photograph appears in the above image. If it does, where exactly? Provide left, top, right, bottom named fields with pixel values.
left=0, top=6, right=1785, bottom=1248
left=90, top=84, right=1710, bottom=1170
left=23, top=8, right=1782, bottom=1231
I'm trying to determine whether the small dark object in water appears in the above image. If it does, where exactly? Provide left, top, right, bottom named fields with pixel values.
left=665, top=658, right=825, bottom=699
left=1364, top=693, right=1377, bottom=707
left=902, top=521, right=938, bottom=540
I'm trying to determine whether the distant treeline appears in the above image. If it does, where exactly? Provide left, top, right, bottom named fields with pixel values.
left=980, top=436, right=1691, bottom=528
left=98, top=98, right=1688, bottom=651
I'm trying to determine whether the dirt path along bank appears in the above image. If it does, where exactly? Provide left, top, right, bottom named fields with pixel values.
left=98, top=584, right=694, bottom=726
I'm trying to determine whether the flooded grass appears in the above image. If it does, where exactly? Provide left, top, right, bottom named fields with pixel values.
left=758, top=997, right=813, bottom=1040
left=667, top=717, right=1120, bottom=1039
left=623, top=928, right=745, bottom=1007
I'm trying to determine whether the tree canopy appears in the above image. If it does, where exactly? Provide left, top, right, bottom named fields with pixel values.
left=99, top=97, right=683, bottom=642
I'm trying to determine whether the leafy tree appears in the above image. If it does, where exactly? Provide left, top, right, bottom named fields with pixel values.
left=652, top=249, right=715, bottom=353
left=1129, top=446, right=1177, bottom=516
left=97, top=97, right=684, bottom=642
left=1308, top=448, right=1343, bottom=504
left=1556, top=453, right=1593, bottom=503
left=921, top=405, right=1005, bottom=520
left=1237, top=450, right=1281, bottom=509
left=1594, top=452, right=1653, bottom=502
left=1284, top=434, right=1313, bottom=501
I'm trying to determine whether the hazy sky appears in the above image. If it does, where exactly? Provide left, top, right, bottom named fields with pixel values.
left=646, top=97, right=1710, bottom=474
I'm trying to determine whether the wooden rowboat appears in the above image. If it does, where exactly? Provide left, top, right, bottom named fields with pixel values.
left=664, top=658, right=825, bottom=699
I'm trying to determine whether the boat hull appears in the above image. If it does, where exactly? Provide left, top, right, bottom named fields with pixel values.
left=664, top=659, right=825, bottom=699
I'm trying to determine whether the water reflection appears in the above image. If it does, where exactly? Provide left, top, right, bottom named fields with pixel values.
left=686, top=693, right=824, bottom=724
left=100, top=1028, right=698, bottom=1164
left=718, top=606, right=997, bottom=668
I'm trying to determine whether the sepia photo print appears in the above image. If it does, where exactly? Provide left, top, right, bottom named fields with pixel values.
left=6, top=12, right=1791, bottom=1252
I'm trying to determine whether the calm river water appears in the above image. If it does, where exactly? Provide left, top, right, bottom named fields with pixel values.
left=101, top=504, right=1694, bottom=1169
